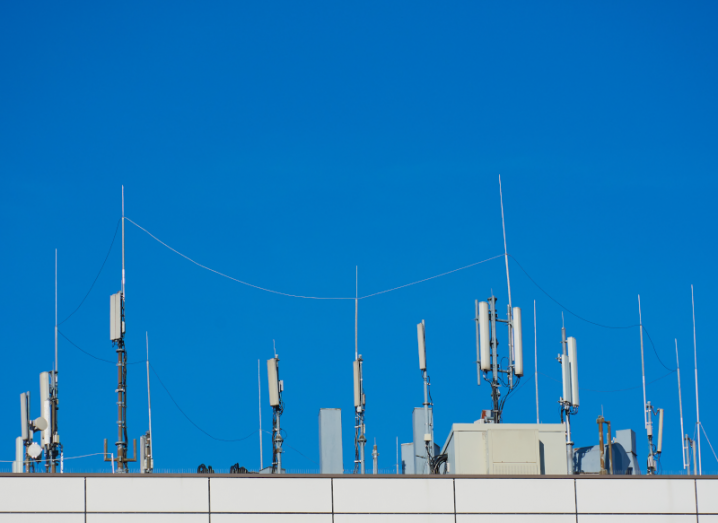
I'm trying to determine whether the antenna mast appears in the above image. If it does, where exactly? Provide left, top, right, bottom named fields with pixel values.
left=105, top=186, right=137, bottom=472
left=51, top=249, right=61, bottom=472
left=691, top=285, right=702, bottom=475
left=638, top=296, right=661, bottom=474
left=534, top=300, right=539, bottom=424
left=498, top=175, right=515, bottom=387
left=258, top=359, right=263, bottom=471
left=144, top=332, right=153, bottom=473
left=267, top=352, right=283, bottom=473
left=353, top=267, right=366, bottom=473
left=417, top=320, right=435, bottom=473
left=675, top=339, right=687, bottom=474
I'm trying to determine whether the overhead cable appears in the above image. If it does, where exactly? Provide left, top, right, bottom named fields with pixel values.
left=59, top=219, right=121, bottom=325
left=59, top=331, right=143, bottom=365
left=150, top=363, right=257, bottom=442
left=538, top=370, right=674, bottom=393
left=127, top=217, right=503, bottom=300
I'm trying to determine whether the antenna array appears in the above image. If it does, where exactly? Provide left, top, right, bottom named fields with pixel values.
left=267, top=353, right=284, bottom=473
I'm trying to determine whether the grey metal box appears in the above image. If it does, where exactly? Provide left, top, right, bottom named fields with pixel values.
left=319, top=408, right=343, bottom=474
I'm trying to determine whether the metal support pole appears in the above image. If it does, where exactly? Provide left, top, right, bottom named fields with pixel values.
left=534, top=300, right=539, bottom=424
left=565, top=411, right=574, bottom=474
left=638, top=296, right=653, bottom=474
left=258, top=359, right=263, bottom=471
left=607, top=420, right=613, bottom=475
left=145, top=333, right=153, bottom=473
left=489, top=296, right=500, bottom=421
left=372, top=440, right=378, bottom=474
left=598, top=416, right=606, bottom=475
left=692, top=285, right=702, bottom=475
left=675, top=339, right=687, bottom=474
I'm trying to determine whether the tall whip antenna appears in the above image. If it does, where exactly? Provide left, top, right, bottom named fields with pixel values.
left=692, top=285, right=701, bottom=475
left=675, top=339, right=687, bottom=473
left=258, top=359, right=263, bottom=471
left=498, top=175, right=512, bottom=309
left=534, top=300, right=539, bottom=424
left=145, top=332, right=153, bottom=472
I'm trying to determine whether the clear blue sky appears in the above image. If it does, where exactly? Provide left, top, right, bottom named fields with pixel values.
left=1, top=1, right=717, bottom=474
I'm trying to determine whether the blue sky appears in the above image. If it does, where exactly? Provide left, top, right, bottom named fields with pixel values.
left=1, top=1, right=717, bottom=474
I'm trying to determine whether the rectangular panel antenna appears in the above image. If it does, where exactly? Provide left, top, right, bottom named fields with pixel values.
left=513, top=307, right=523, bottom=376
left=417, top=322, right=427, bottom=371
left=353, top=360, right=362, bottom=407
left=110, top=292, right=122, bottom=341
left=568, top=337, right=579, bottom=407
left=267, top=358, right=280, bottom=407
left=479, top=301, right=490, bottom=371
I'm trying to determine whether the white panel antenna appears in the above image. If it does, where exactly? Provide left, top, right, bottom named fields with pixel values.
left=417, top=321, right=427, bottom=371
left=20, top=393, right=29, bottom=441
left=561, top=353, right=572, bottom=406
left=110, top=292, right=123, bottom=341
left=478, top=301, right=490, bottom=371
left=513, top=307, right=523, bottom=376
left=267, top=357, right=280, bottom=408
left=657, top=408, right=664, bottom=454
left=568, top=337, right=579, bottom=407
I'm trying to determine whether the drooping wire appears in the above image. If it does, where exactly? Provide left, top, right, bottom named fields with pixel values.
left=150, top=363, right=257, bottom=443
left=642, top=326, right=676, bottom=371
left=127, top=217, right=504, bottom=300
left=59, top=331, right=143, bottom=365
left=59, top=219, right=121, bottom=326
left=508, top=254, right=638, bottom=330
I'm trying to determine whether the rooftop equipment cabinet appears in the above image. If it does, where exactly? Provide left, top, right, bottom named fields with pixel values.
left=441, top=422, right=566, bottom=475
left=318, top=408, right=343, bottom=474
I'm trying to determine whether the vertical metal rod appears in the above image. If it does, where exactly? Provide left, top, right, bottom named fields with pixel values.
left=638, top=295, right=647, bottom=428
left=54, top=248, right=58, bottom=387
left=355, top=267, right=358, bottom=361
left=692, top=439, right=697, bottom=476
left=598, top=417, right=605, bottom=475
left=475, top=300, right=481, bottom=386
left=607, top=421, right=613, bottom=475
left=146, top=332, right=153, bottom=472
left=53, top=249, right=58, bottom=473
left=258, top=359, right=263, bottom=471
left=122, top=186, right=125, bottom=297
left=534, top=300, right=539, bottom=424
left=675, top=339, right=687, bottom=473
left=565, top=412, right=573, bottom=474
left=489, top=297, right=499, bottom=420
left=692, top=285, right=702, bottom=475
left=498, top=175, right=512, bottom=309
left=396, top=437, right=399, bottom=474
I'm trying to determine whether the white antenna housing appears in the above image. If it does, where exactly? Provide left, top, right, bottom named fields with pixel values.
left=479, top=301, right=490, bottom=371
left=568, top=337, right=579, bottom=407
left=20, top=393, right=29, bottom=441
left=513, top=307, right=523, bottom=376
left=39, top=372, right=52, bottom=446
left=267, top=357, right=280, bottom=408
left=417, top=322, right=427, bottom=371
left=561, top=354, right=572, bottom=406
left=110, top=291, right=123, bottom=341
left=353, top=359, right=363, bottom=408
left=657, top=408, right=664, bottom=454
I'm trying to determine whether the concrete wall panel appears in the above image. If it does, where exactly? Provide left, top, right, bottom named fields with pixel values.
left=578, top=516, right=697, bottom=523
left=210, top=478, right=332, bottom=513
left=457, top=516, right=575, bottom=523
left=333, top=478, right=454, bottom=514
left=86, top=477, right=209, bottom=513
left=0, top=477, right=84, bottom=513
left=576, top=479, right=695, bottom=514
left=0, top=516, right=84, bottom=523
left=212, top=516, right=332, bottom=523
left=335, top=516, right=454, bottom=523
left=87, top=516, right=208, bottom=523
left=697, top=479, right=718, bottom=513
left=455, top=478, right=575, bottom=514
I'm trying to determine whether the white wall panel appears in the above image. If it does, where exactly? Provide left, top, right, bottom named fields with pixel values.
left=455, top=479, right=575, bottom=514
left=0, top=516, right=84, bottom=523
left=697, top=479, right=718, bottom=513
left=333, top=479, right=454, bottom=514
left=86, top=478, right=208, bottom=513
left=457, top=516, right=575, bottom=523
left=576, top=479, right=695, bottom=514
left=87, top=516, right=208, bottom=523
left=0, top=477, right=84, bottom=513
left=334, top=516, right=454, bottom=523
left=578, top=516, right=697, bottom=523
left=210, top=478, right=331, bottom=513
left=212, top=515, right=332, bottom=523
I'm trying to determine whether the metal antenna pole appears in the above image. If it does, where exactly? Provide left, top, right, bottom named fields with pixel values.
left=489, top=296, right=500, bottom=421
left=638, top=295, right=654, bottom=474
left=396, top=437, right=399, bottom=474
left=498, top=175, right=512, bottom=309
left=499, top=176, right=514, bottom=388
left=561, top=322, right=573, bottom=474
left=258, top=359, right=263, bottom=471
left=691, top=285, right=702, bottom=475
left=421, top=320, right=433, bottom=472
left=146, top=332, right=153, bottom=472
left=675, top=339, right=687, bottom=474
left=534, top=300, right=539, bottom=424
left=53, top=249, right=59, bottom=473
left=355, top=266, right=358, bottom=361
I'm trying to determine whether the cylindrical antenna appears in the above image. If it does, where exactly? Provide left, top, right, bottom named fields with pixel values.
left=568, top=337, right=579, bottom=407
left=534, top=300, right=539, bottom=424
left=498, top=175, right=512, bottom=310
left=267, top=358, right=280, bottom=408
left=20, top=393, right=29, bottom=441
left=561, top=326, right=572, bottom=406
left=675, top=339, right=686, bottom=472
left=353, top=360, right=362, bottom=407
left=417, top=322, right=427, bottom=371
left=638, top=295, right=647, bottom=428
left=146, top=332, right=153, bottom=471
left=258, top=359, right=263, bottom=471
left=474, top=301, right=481, bottom=385
left=657, top=408, right=664, bottom=454
left=479, top=301, right=490, bottom=371
left=513, top=307, right=523, bottom=376
left=691, top=285, right=702, bottom=475
left=355, top=266, right=358, bottom=361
